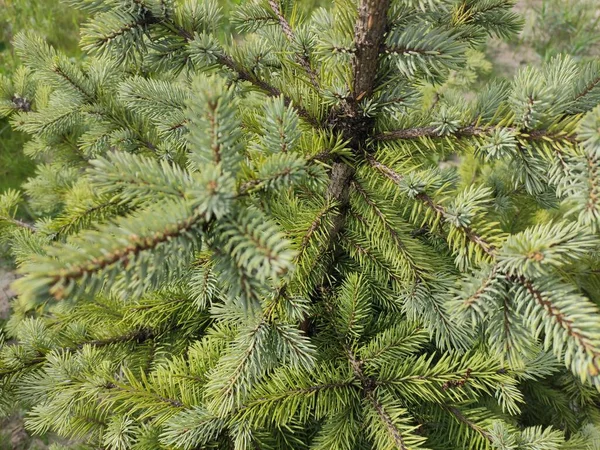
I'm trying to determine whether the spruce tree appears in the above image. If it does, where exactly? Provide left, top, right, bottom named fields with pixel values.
left=1, top=0, right=600, bottom=448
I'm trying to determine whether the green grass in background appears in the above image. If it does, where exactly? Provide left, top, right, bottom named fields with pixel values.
left=0, top=0, right=83, bottom=201
left=0, top=0, right=83, bottom=70
left=0, top=126, right=33, bottom=193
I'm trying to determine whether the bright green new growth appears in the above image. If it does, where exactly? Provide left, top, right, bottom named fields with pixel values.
left=1, top=0, right=600, bottom=449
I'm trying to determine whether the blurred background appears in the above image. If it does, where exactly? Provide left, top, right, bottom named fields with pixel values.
left=0, top=0, right=598, bottom=447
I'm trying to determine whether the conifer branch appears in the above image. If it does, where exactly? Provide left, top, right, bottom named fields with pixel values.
left=82, top=10, right=158, bottom=54
left=575, top=76, right=600, bottom=101
left=345, top=347, right=417, bottom=450
left=514, top=275, right=600, bottom=374
left=0, top=327, right=156, bottom=378
left=50, top=198, right=125, bottom=239
left=461, top=266, right=499, bottom=309
left=219, top=53, right=321, bottom=128
left=49, top=213, right=205, bottom=294
left=22, top=42, right=160, bottom=152
left=163, top=16, right=322, bottom=128
left=103, top=381, right=186, bottom=408
left=242, top=377, right=355, bottom=411
left=343, top=231, right=402, bottom=284
left=375, top=125, right=578, bottom=145
left=366, top=155, right=497, bottom=256
left=0, top=354, right=45, bottom=378
left=171, top=45, right=311, bottom=130
left=443, top=405, right=492, bottom=441
left=75, top=327, right=156, bottom=350
left=366, top=391, right=410, bottom=450
left=51, top=66, right=92, bottom=100
left=267, top=0, right=319, bottom=88
left=350, top=180, right=427, bottom=282
left=205, top=319, right=270, bottom=415
left=86, top=4, right=321, bottom=130
left=296, top=202, right=336, bottom=262
left=19, top=202, right=211, bottom=302
left=0, top=215, right=36, bottom=232
left=418, top=192, right=497, bottom=256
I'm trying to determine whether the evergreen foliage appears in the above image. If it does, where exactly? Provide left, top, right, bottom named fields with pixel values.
left=1, top=0, right=600, bottom=449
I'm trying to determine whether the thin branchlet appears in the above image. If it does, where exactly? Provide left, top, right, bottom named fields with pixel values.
left=48, top=211, right=208, bottom=299
left=0, top=327, right=157, bottom=379
left=267, top=0, right=319, bottom=88
left=375, top=125, right=578, bottom=144
left=514, top=275, right=600, bottom=374
left=367, top=155, right=497, bottom=256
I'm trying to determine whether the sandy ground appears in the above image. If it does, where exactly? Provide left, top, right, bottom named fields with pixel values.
left=486, top=0, right=543, bottom=76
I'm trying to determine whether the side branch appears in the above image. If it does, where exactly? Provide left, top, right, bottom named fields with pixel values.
left=0, top=327, right=156, bottom=379
left=167, top=17, right=321, bottom=128
left=375, top=125, right=578, bottom=144
left=367, top=155, right=497, bottom=257
left=574, top=75, right=600, bottom=101
left=461, top=266, right=499, bottom=309
left=416, top=192, right=496, bottom=256
left=514, top=275, right=600, bottom=373
left=366, top=391, right=410, bottom=450
left=216, top=54, right=320, bottom=128
left=346, top=346, right=413, bottom=450
left=0, top=216, right=36, bottom=232
left=370, top=155, right=600, bottom=382
left=46, top=210, right=208, bottom=299
left=443, top=405, right=492, bottom=441
left=268, top=0, right=319, bottom=88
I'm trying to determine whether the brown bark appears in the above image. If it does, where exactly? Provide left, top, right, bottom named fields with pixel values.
left=352, top=0, right=390, bottom=102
